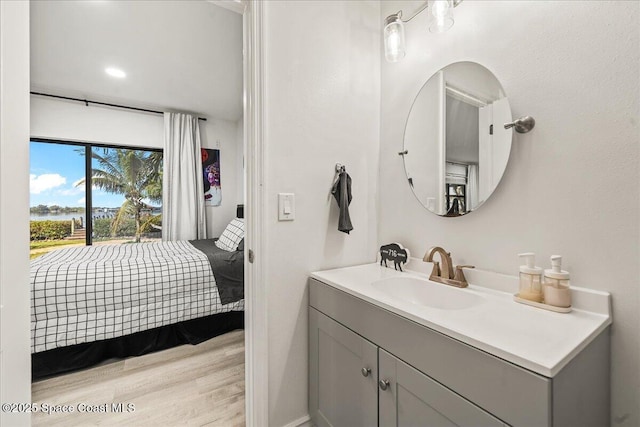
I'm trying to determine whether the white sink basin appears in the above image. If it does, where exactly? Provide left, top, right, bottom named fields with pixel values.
left=372, top=276, right=484, bottom=310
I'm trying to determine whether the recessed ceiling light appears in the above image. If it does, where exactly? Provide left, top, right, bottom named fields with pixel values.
left=105, top=67, right=126, bottom=78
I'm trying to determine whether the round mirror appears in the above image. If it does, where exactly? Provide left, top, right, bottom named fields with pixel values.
left=402, top=61, right=512, bottom=217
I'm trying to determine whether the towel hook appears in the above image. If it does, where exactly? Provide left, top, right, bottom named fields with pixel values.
left=331, top=163, right=347, bottom=197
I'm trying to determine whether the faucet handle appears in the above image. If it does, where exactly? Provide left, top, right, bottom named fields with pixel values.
left=430, top=261, right=441, bottom=279
left=454, top=265, right=475, bottom=284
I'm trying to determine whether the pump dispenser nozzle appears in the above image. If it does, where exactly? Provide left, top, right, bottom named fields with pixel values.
left=545, top=255, right=570, bottom=282
left=518, top=253, right=542, bottom=275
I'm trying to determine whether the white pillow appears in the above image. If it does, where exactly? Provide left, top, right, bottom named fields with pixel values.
left=215, top=218, right=245, bottom=252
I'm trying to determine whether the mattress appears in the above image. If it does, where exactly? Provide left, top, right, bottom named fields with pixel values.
left=30, top=240, right=244, bottom=353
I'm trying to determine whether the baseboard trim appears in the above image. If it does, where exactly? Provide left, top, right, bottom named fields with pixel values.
left=282, top=414, right=312, bottom=427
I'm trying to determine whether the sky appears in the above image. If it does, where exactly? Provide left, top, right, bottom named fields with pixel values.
left=30, top=141, right=139, bottom=209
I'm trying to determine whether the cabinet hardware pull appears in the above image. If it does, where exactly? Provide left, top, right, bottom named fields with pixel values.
left=361, top=367, right=371, bottom=377
left=379, top=379, right=390, bottom=391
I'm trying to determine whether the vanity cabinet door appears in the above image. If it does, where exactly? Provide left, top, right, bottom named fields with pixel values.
left=378, top=350, right=505, bottom=427
left=309, top=308, right=378, bottom=427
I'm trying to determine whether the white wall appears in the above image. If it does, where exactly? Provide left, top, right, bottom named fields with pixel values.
left=30, top=96, right=242, bottom=237
left=0, top=2, right=31, bottom=426
left=262, top=1, right=380, bottom=425
left=236, top=117, right=244, bottom=204
left=379, top=1, right=639, bottom=425
left=200, top=113, right=244, bottom=236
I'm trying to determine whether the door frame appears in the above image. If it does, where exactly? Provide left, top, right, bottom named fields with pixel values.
left=0, top=1, right=268, bottom=426
left=242, top=1, right=269, bottom=425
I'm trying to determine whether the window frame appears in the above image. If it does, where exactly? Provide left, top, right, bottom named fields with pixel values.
left=30, top=138, right=163, bottom=246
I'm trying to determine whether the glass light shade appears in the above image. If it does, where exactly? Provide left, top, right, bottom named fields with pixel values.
left=429, top=0, right=454, bottom=33
left=384, top=16, right=406, bottom=63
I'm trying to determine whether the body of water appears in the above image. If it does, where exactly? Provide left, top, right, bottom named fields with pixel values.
left=31, top=213, right=86, bottom=222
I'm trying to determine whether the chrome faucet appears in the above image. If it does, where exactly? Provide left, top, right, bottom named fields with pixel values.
left=423, top=246, right=474, bottom=288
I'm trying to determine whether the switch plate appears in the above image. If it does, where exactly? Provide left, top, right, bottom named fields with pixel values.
left=278, top=193, right=295, bottom=221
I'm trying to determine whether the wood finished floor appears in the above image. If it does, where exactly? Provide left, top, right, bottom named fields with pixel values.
left=32, top=330, right=245, bottom=427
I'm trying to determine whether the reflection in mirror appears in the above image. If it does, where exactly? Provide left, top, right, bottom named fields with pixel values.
left=403, top=61, right=512, bottom=217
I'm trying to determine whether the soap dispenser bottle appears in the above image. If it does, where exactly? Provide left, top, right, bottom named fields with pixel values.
left=543, top=255, right=572, bottom=307
left=518, top=253, right=543, bottom=302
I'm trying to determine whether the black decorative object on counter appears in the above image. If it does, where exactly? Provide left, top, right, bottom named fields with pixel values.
left=379, top=243, right=410, bottom=272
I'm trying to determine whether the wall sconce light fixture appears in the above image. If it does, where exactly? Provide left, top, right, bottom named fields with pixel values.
left=384, top=0, right=463, bottom=63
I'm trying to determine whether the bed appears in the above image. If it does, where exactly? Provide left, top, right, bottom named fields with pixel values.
left=30, top=212, right=245, bottom=379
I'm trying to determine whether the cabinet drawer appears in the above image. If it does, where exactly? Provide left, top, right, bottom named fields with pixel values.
left=310, top=278, right=551, bottom=426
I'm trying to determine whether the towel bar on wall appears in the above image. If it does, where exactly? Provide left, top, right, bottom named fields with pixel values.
left=504, top=116, right=536, bottom=133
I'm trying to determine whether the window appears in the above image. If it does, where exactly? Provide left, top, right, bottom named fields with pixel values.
left=30, top=140, right=162, bottom=258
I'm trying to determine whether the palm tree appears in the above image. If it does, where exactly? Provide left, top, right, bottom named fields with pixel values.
left=77, top=149, right=162, bottom=243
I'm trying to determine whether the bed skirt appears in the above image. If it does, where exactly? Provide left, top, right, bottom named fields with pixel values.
left=32, top=311, right=244, bottom=380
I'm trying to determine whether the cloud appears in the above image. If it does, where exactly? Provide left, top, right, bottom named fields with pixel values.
left=77, top=197, right=86, bottom=205
left=59, top=181, right=85, bottom=196
left=30, top=174, right=67, bottom=194
left=58, top=180, right=107, bottom=197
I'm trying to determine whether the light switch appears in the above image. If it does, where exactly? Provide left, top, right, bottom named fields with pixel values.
left=278, top=193, right=295, bottom=221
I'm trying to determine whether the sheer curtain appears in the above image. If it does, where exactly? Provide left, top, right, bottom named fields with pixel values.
left=162, top=112, right=207, bottom=241
left=467, top=164, right=479, bottom=211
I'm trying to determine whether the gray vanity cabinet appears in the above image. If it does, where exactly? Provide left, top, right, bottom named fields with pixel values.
left=309, top=277, right=610, bottom=427
left=309, top=307, right=378, bottom=427
left=309, top=307, right=503, bottom=427
left=378, top=349, right=505, bottom=427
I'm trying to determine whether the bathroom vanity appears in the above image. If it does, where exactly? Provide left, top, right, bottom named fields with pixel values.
left=308, top=264, right=611, bottom=427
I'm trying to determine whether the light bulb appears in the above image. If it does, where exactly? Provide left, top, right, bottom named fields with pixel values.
left=384, top=14, right=406, bottom=63
left=105, top=67, right=126, bottom=78
left=429, top=0, right=454, bottom=33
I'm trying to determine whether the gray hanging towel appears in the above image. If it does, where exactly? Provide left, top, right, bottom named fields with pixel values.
left=331, top=170, right=353, bottom=234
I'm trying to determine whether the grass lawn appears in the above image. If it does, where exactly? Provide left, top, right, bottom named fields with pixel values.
left=30, top=239, right=81, bottom=250
left=30, top=239, right=82, bottom=259
left=29, top=237, right=162, bottom=259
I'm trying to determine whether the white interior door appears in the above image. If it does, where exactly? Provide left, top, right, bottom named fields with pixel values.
left=477, top=98, right=511, bottom=205
left=478, top=104, right=492, bottom=204
left=490, top=98, right=512, bottom=186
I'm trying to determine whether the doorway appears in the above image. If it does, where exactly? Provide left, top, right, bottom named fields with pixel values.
left=15, top=0, right=267, bottom=425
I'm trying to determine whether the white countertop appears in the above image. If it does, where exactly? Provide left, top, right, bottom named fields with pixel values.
left=310, top=263, right=611, bottom=377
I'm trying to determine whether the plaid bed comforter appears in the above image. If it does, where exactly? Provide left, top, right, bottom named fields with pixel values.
left=30, top=240, right=244, bottom=353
